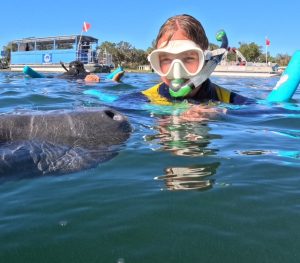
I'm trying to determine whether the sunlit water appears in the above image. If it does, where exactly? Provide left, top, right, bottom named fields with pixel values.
left=0, top=71, right=299, bottom=263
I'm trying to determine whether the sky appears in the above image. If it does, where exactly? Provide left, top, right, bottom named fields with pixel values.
left=1, top=0, right=299, bottom=56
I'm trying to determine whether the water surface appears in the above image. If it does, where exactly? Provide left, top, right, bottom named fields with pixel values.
left=0, top=71, right=299, bottom=263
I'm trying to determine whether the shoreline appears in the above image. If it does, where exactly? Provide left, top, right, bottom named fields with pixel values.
left=1, top=67, right=281, bottom=78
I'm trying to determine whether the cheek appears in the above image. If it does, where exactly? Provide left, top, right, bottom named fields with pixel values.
left=186, top=61, right=200, bottom=73
left=160, top=64, right=170, bottom=74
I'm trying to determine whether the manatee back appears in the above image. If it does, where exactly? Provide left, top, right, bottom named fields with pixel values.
left=0, top=108, right=131, bottom=177
left=0, top=108, right=131, bottom=148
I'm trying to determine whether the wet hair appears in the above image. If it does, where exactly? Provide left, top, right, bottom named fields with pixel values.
left=68, top=60, right=86, bottom=75
left=155, top=14, right=209, bottom=50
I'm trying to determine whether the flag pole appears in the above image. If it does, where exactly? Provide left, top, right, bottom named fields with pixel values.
left=266, top=43, right=268, bottom=64
left=265, top=36, right=268, bottom=65
left=77, top=30, right=83, bottom=53
left=77, top=27, right=85, bottom=61
left=77, top=22, right=90, bottom=60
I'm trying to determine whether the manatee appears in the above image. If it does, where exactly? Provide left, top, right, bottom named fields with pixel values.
left=0, top=108, right=131, bottom=178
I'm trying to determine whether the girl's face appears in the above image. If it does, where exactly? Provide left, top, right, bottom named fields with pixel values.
left=157, top=29, right=198, bottom=86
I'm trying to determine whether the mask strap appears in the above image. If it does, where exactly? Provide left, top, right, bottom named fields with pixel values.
left=204, top=48, right=227, bottom=60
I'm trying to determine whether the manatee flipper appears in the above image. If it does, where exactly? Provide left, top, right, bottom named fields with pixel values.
left=31, top=141, right=117, bottom=174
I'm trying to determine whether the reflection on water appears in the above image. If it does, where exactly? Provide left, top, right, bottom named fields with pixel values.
left=145, top=115, right=221, bottom=157
left=155, top=162, right=219, bottom=191
left=145, top=115, right=223, bottom=190
left=237, top=149, right=300, bottom=159
left=237, top=149, right=273, bottom=155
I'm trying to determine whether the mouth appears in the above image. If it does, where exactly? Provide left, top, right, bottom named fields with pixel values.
left=169, top=79, right=188, bottom=91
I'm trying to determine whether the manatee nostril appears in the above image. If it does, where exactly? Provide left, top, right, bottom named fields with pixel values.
left=104, top=109, right=124, bottom=121
left=104, top=110, right=115, bottom=119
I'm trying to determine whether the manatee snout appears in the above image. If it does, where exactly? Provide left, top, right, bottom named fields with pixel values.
left=0, top=108, right=132, bottom=177
left=98, top=109, right=132, bottom=140
left=104, top=109, right=123, bottom=121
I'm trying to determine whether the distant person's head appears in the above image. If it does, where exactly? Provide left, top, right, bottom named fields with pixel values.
left=69, top=60, right=86, bottom=74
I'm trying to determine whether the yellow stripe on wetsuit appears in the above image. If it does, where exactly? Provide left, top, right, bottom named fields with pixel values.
left=215, top=86, right=231, bottom=103
left=142, top=82, right=232, bottom=105
left=142, top=83, right=173, bottom=105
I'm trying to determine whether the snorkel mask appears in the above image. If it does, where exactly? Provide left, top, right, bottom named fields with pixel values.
left=148, top=30, right=228, bottom=97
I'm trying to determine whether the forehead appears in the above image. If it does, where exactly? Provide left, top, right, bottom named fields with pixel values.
left=159, top=50, right=199, bottom=57
left=157, top=29, right=189, bottom=48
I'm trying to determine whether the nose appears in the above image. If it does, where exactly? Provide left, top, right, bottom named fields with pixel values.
left=172, top=61, right=185, bottom=79
left=104, top=109, right=115, bottom=119
left=102, top=108, right=132, bottom=133
left=103, top=109, right=123, bottom=121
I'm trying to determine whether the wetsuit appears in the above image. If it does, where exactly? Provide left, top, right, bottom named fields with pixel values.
left=141, top=79, right=253, bottom=106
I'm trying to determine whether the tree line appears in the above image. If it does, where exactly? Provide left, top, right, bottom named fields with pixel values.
left=2, top=40, right=291, bottom=69
left=226, top=42, right=290, bottom=66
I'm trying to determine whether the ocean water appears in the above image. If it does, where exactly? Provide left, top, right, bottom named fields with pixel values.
left=0, top=71, right=300, bottom=263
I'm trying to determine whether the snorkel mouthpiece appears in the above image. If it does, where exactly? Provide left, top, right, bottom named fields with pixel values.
left=169, top=79, right=194, bottom=97
left=168, top=30, right=228, bottom=98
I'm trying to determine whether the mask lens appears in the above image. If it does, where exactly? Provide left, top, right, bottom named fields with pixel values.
left=148, top=40, right=206, bottom=78
left=149, top=49, right=205, bottom=79
left=158, top=53, right=175, bottom=74
left=159, top=50, right=200, bottom=75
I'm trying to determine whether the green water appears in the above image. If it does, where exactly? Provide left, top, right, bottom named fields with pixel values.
left=0, top=72, right=300, bottom=262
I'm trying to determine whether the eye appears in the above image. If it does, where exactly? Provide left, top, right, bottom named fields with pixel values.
left=160, top=57, right=172, bottom=65
left=180, top=51, right=199, bottom=64
left=182, top=56, right=198, bottom=64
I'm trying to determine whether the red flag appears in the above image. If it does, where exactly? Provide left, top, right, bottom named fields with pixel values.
left=83, top=22, right=91, bottom=32
left=266, top=38, right=270, bottom=46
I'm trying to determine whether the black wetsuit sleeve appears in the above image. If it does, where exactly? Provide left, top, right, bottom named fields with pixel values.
left=230, top=92, right=255, bottom=105
left=118, top=92, right=150, bottom=103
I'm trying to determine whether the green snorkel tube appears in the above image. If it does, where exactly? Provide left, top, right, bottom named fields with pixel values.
left=169, top=30, right=228, bottom=98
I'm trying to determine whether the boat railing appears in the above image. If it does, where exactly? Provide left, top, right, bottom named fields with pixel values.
left=76, top=46, right=97, bottom=64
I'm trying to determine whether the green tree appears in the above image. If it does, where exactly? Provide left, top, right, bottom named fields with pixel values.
left=97, top=41, right=123, bottom=66
left=97, top=41, right=148, bottom=68
left=208, top=43, right=219, bottom=51
left=97, top=41, right=116, bottom=54
left=238, top=42, right=262, bottom=62
left=3, top=42, right=13, bottom=62
left=129, top=48, right=148, bottom=68
left=274, top=53, right=291, bottom=66
left=226, top=51, right=237, bottom=62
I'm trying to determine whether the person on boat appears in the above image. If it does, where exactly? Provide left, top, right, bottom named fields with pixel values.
left=143, top=14, right=254, bottom=120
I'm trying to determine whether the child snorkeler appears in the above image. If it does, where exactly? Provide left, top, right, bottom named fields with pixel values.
left=143, top=14, right=254, bottom=120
